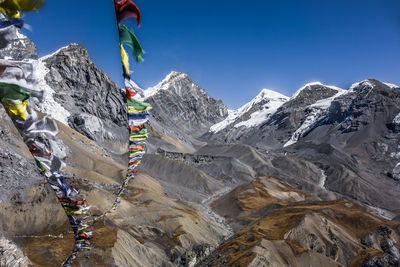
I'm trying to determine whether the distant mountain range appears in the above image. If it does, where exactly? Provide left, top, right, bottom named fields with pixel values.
left=1, top=28, right=400, bottom=266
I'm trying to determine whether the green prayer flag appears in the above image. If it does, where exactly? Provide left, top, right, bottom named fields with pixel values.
left=118, top=24, right=144, bottom=63
left=0, top=82, right=31, bottom=103
left=127, top=98, right=151, bottom=110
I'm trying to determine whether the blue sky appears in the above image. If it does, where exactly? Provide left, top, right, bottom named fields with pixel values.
left=23, top=0, right=400, bottom=108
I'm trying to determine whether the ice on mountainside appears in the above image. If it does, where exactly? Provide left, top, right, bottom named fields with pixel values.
left=319, top=169, right=327, bottom=188
left=34, top=57, right=71, bottom=125
left=210, top=89, right=289, bottom=133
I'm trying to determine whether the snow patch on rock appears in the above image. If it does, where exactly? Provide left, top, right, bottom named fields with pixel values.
left=349, top=80, right=375, bottom=94
left=366, top=205, right=397, bottom=220
left=209, top=109, right=239, bottom=133
left=40, top=44, right=79, bottom=61
left=319, top=169, right=327, bottom=188
left=234, top=89, right=289, bottom=128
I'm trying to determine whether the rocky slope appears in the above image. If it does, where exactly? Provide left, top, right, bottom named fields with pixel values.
left=198, top=176, right=400, bottom=267
left=0, top=105, right=230, bottom=266
left=0, top=106, right=71, bottom=267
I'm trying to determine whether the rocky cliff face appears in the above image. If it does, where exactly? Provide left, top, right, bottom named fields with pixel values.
left=145, top=71, right=228, bottom=138
left=41, top=44, right=128, bottom=155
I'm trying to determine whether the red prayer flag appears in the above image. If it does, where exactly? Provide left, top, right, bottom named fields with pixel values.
left=129, top=145, right=144, bottom=152
left=114, top=0, right=141, bottom=26
left=129, top=125, right=144, bottom=132
left=126, top=87, right=137, bottom=101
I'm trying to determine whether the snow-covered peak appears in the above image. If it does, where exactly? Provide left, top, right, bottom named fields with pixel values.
left=210, top=88, right=289, bottom=133
left=283, top=88, right=348, bottom=148
left=253, top=88, right=289, bottom=103
left=292, top=82, right=344, bottom=99
left=349, top=80, right=399, bottom=96
left=144, top=71, right=188, bottom=98
left=349, top=80, right=375, bottom=92
left=40, top=44, right=80, bottom=61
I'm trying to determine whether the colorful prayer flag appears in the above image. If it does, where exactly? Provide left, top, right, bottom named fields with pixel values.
left=120, top=44, right=130, bottom=75
left=0, top=0, right=44, bottom=19
left=118, top=24, right=144, bottom=63
left=114, top=0, right=141, bottom=26
left=0, top=81, right=31, bottom=102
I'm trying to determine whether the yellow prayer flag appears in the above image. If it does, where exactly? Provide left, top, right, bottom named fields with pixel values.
left=0, top=0, right=44, bottom=19
left=2, top=99, right=28, bottom=120
left=127, top=106, right=152, bottom=114
left=120, top=44, right=130, bottom=76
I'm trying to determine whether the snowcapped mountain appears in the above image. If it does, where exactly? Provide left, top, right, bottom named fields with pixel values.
left=283, top=84, right=347, bottom=147
left=232, top=82, right=346, bottom=148
left=290, top=82, right=344, bottom=101
left=144, top=71, right=228, bottom=138
left=144, top=71, right=189, bottom=98
left=210, top=89, right=289, bottom=133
